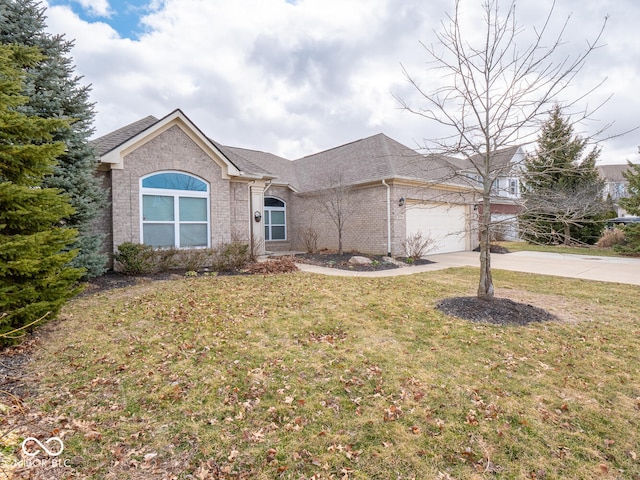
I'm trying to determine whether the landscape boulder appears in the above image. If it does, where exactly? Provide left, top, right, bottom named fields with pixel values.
left=348, top=255, right=373, bottom=265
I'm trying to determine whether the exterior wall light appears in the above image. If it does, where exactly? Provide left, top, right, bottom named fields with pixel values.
left=398, top=197, right=406, bottom=207
left=254, top=211, right=262, bottom=222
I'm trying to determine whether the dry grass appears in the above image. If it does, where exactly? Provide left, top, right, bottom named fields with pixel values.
left=3, top=268, right=640, bottom=479
left=499, top=241, right=623, bottom=257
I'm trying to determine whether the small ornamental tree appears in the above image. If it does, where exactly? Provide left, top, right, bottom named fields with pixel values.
left=397, top=0, right=607, bottom=298
left=0, top=44, right=83, bottom=344
left=0, top=0, right=108, bottom=277
left=315, top=176, right=356, bottom=255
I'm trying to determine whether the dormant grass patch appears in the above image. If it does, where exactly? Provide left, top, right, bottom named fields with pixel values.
left=13, top=269, right=640, bottom=479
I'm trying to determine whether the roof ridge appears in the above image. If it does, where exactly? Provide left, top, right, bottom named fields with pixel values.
left=296, top=132, right=385, bottom=160
left=223, top=144, right=290, bottom=160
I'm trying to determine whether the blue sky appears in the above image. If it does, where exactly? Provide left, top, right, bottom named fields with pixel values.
left=42, top=0, right=640, bottom=163
left=47, top=0, right=150, bottom=38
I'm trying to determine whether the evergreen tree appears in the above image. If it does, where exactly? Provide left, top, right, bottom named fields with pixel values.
left=520, top=105, right=609, bottom=245
left=620, top=157, right=640, bottom=216
left=0, top=44, right=83, bottom=343
left=0, top=0, right=108, bottom=277
left=614, top=157, right=640, bottom=255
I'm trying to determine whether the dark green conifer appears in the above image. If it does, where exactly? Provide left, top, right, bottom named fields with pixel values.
left=520, top=105, right=609, bottom=245
left=620, top=158, right=640, bottom=216
left=0, top=44, right=83, bottom=343
left=0, top=0, right=108, bottom=277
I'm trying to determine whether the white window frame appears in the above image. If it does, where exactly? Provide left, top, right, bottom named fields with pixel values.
left=509, top=178, right=518, bottom=195
left=140, top=171, right=210, bottom=248
left=264, top=196, right=286, bottom=241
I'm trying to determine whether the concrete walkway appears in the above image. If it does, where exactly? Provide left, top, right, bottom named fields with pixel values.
left=295, top=251, right=640, bottom=286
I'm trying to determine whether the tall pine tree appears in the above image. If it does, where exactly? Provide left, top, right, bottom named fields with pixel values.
left=520, top=105, right=609, bottom=245
left=620, top=157, right=640, bottom=216
left=614, top=157, right=640, bottom=255
left=0, top=43, right=83, bottom=343
left=0, top=0, right=108, bottom=277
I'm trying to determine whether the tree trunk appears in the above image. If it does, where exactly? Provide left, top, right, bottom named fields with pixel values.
left=477, top=194, right=494, bottom=299
left=563, top=223, right=571, bottom=245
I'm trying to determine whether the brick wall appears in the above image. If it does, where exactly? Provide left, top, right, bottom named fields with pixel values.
left=286, top=184, right=390, bottom=255
left=109, top=125, right=250, bottom=253
left=229, top=181, right=250, bottom=240
left=92, top=169, right=114, bottom=267
left=281, top=182, right=478, bottom=256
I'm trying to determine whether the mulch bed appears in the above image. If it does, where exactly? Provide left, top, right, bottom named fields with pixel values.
left=436, top=296, right=557, bottom=325
left=294, top=252, right=433, bottom=271
left=472, top=244, right=511, bottom=254
left=0, top=341, right=34, bottom=399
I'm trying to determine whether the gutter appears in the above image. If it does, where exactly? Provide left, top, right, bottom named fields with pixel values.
left=381, top=180, right=392, bottom=256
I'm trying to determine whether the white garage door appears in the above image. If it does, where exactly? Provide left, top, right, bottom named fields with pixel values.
left=406, top=203, right=468, bottom=254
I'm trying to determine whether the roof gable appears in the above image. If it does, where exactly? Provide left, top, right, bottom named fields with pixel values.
left=93, top=115, right=159, bottom=157
left=597, top=164, right=631, bottom=182
left=95, top=109, right=242, bottom=177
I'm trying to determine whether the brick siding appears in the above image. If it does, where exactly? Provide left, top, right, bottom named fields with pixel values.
left=106, top=125, right=251, bottom=261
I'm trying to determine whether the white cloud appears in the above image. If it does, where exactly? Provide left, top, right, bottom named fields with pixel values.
left=42, top=0, right=640, bottom=161
left=72, top=0, right=112, bottom=17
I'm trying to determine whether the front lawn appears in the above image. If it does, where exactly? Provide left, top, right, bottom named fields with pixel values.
left=499, top=241, right=623, bottom=257
left=6, top=269, right=640, bottom=479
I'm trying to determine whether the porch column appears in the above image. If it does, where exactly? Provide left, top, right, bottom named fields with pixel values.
left=249, top=181, right=266, bottom=256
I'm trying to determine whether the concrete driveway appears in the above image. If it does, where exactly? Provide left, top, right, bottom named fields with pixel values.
left=428, top=251, right=640, bottom=286
left=295, top=251, right=640, bottom=286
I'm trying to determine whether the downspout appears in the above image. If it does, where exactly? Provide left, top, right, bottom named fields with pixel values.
left=381, top=180, right=391, bottom=257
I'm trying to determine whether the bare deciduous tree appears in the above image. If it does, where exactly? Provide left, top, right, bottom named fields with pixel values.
left=314, top=176, right=357, bottom=255
left=520, top=183, right=609, bottom=245
left=396, top=0, right=607, bottom=299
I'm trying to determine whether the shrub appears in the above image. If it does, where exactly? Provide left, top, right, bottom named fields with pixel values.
left=180, top=248, right=216, bottom=271
left=299, top=226, right=319, bottom=253
left=114, top=240, right=252, bottom=275
left=614, top=223, right=640, bottom=256
left=153, top=247, right=180, bottom=272
left=244, top=257, right=299, bottom=274
left=210, top=241, right=251, bottom=272
left=249, top=233, right=264, bottom=261
left=402, top=231, right=437, bottom=259
left=114, top=242, right=156, bottom=275
left=596, top=227, right=626, bottom=248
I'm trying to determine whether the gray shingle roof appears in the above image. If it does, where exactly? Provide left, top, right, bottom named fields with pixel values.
left=459, top=145, right=523, bottom=173
left=597, top=164, right=631, bottom=182
left=213, top=143, right=290, bottom=180
left=92, top=116, right=159, bottom=156
left=93, top=113, right=520, bottom=192
left=290, top=133, right=465, bottom=191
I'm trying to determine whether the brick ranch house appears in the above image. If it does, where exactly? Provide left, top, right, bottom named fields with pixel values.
left=92, top=109, right=522, bottom=268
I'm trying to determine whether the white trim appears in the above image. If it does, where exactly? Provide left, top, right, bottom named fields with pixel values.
left=140, top=171, right=211, bottom=248
left=102, top=109, right=241, bottom=177
left=264, top=196, right=287, bottom=242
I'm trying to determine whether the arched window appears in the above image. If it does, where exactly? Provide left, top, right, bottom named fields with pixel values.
left=264, top=197, right=286, bottom=241
left=140, top=172, right=210, bottom=248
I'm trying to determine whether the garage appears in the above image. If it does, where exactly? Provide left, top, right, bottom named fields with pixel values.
left=405, top=202, right=469, bottom=254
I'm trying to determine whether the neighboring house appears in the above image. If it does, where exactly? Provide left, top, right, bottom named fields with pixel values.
left=447, top=146, right=525, bottom=241
left=597, top=164, right=632, bottom=217
left=92, top=109, right=523, bottom=268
